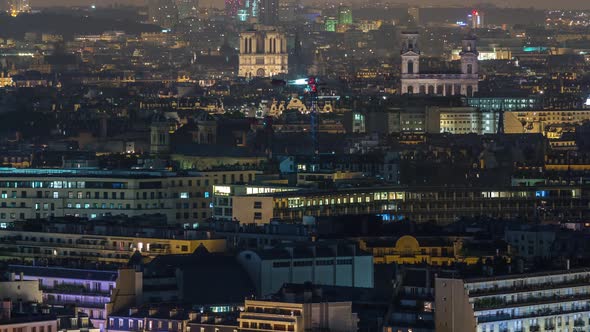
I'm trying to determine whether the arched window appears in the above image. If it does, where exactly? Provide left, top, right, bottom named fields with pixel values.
left=427, top=85, right=435, bottom=94
left=407, top=60, right=414, bottom=74
left=419, top=85, right=426, bottom=94
left=407, top=86, right=414, bottom=94
left=467, top=64, right=473, bottom=74
left=467, top=85, right=473, bottom=97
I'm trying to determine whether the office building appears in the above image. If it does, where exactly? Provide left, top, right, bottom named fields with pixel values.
left=408, top=7, right=419, bottom=24
left=468, top=9, right=485, bottom=29
left=230, top=184, right=588, bottom=224
left=338, top=5, right=352, bottom=25
left=148, top=0, right=179, bottom=29
left=466, top=96, right=543, bottom=112
left=504, top=109, right=590, bottom=135
left=212, top=184, right=300, bottom=222
left=6, top=0, right=30, bottom=16
left=436, top=268, right=590, bottom=332
left=224, top=0, right=241, bottom=17
left=239, top=29, right=288, bottom=78
left=237, top=242, right=374, bottom=296
left=259, top=0, right=279, bottom=25
left=400, top=33, right=479, bottom=97
left=176, top=0, right=198, bottom=19
left=0, top=167, right=258, bottom=224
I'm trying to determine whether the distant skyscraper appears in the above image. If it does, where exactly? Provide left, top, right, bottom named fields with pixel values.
left=225, top=0, right=241, bottom=17
left=237, top=0, right=258, bottom=22
left=408, top=7, right=419, bottom=25
left=148, top=0, right=179, bottom=29
left=338, top=5, right=352, bottom=25
left=468, top=9, right=484, bottom=29
left=260, top=0, right=279, bottom=25
left=176, top=0, right=198, bottom=20
left=6, top=0, right=30, bottom=16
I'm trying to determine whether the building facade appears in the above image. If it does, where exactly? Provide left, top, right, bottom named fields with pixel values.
left=9, top=266, right=142, bottom=332
left=231, top=185, right=589, bottom=224
left=239, top=29, right=288, bottom=78
left=400, top=32, right=479, bottom=97
left=0, top=168, right=258, bottom=225
left=236, top=243, right=374, bottom=296
left=436, top=268, right=590, bottom=332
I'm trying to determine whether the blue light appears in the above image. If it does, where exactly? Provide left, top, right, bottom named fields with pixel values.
left=535, top=191, right=547, bottom=197
left=204, top=192, right=210, bottom=198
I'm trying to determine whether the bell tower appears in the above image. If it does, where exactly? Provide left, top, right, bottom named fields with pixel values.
left=460, top=36, right=479, bottom=75
left=400, top=32, right=420, bottom=75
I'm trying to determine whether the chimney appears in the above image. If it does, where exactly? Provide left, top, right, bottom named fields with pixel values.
left=1, top=299, right=11, bottom=321
left=148, top=308, right=157, bottom=316
left=567, top=259, right=571, bottom=270
left=19, top=272, right=24, bottom=281
left=9, top=273, right=15, bottom=281
left=188, top=311, right=198, bottom=321
left=129, top=308, right=138, bottom=316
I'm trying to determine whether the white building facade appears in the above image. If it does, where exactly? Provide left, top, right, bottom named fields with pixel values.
left=400, top=32, right=479, bottom=97
left=239, top=29, right=288, bottom=78
left=436, top=269, right=590, bottom=332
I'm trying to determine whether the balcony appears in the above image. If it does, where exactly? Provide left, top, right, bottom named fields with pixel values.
left=574, top=319, right=585, bottom=327
left=476, top=305, right=590, bottom=324
left=530, top=325, right=540, bottom=332
left=469, top=276, right=590, bottom=297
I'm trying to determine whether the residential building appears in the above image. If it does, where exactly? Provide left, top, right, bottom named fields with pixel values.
left=436, top=268, right=590, bottom=332
left=0, top=219, right=226, bottom=264
left=8, top=265, right=142, bottom=332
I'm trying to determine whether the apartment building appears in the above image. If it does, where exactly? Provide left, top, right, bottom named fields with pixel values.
left=0, top=223, right=226, bottom=264
left=0, top=168, right=259, bottom=225
left=436, top=268, right=590, bottom=332
left=8, top=265, right=142, bottom=332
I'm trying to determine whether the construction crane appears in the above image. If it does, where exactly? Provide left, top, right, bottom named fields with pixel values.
left=273, top=77, right=322, bottom=159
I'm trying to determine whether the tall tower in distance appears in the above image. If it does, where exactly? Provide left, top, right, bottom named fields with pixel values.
left=148, top=0, right=179, bottom=29
left=7, top=0, right=30, bottom=16
left=338, top=5, right=352, bottom=25
left=408, top=7, right=419, bottom=25
left=225, top=0, right=241, bottom=17
left=468, top=9, right=484, bottom=29
left=260, top=0, right=279, bottom=25
left=176, top=0, right=198, bottom=20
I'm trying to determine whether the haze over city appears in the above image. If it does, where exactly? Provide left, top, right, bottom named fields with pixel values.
left=3, top=0, right=590, bottom=331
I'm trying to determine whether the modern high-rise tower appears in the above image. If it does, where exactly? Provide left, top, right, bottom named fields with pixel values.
left=260, top=0, right=279, bottom=25
left=225, top=0, right=241, bottom=17
left=6, top=0, right=30, bottom=16
left=176, top=0, right=198, bottom=19
left=148, top=0, right=179, bottom=29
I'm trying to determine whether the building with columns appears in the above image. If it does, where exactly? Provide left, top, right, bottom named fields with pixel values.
left=238, top=29, right=288, bottom=78
left=400, top=32, right=479, bottom=97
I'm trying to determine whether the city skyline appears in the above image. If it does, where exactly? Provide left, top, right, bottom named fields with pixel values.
left=25, top=0, right=590, bottom=10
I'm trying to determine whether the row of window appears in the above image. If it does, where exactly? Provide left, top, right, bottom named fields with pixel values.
left=272, top=259, right=354, bottom=268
